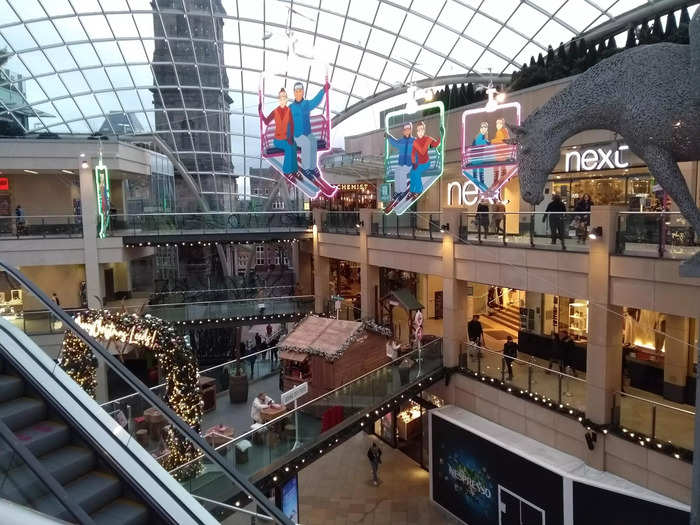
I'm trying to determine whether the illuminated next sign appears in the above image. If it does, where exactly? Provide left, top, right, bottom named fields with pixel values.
left=447, top=180, right=506, bottom=207
left=564, top=145, right=629, bottom=172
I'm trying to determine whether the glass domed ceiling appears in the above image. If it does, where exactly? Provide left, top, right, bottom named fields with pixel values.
left=0, top=0, right=652, bottom=187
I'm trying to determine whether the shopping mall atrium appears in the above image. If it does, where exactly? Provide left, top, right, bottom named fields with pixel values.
left=0, top=0, right=698, bottom=523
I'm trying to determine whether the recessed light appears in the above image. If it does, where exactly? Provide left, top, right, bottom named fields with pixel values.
left=23, top=169, right=38, bottom=174
left=61, top=169, right=73, bottom=174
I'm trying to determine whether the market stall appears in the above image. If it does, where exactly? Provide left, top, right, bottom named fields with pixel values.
left=279, top=315, right=393, bottom=404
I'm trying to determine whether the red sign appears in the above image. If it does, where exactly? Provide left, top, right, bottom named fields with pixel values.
left=0, top=178, right=8, bottom=191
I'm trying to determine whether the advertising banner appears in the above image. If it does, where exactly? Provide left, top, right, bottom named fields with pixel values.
left=431, top=415, right=563, bottom=524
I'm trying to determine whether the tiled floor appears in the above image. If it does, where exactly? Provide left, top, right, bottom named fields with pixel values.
left=298, top=432, right=457, bottom=525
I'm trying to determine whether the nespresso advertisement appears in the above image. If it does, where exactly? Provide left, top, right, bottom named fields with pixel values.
left=573, top=481, right=688, bottom=525
left=431, top=415, right=563, bottom=524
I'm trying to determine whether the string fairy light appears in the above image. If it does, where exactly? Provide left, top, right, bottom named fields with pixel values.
left=59, top=309, right=203, bottom=477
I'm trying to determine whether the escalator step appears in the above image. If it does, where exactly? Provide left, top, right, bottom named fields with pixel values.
left=0, top=397, right=46, bottom=431
left=34, top=471, right=122, bottom=520
left=0, top=374, right=23, bottom=402
left=0, top=444, right=96, bottom=504
left=0, top=420, right=70, bottom=470
left=91, top=498, right=150, bottom=525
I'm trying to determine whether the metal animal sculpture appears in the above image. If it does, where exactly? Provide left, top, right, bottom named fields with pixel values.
left=510, top=10, right=700, bottom=275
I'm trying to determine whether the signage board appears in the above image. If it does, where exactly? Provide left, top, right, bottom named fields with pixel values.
left=0, top=177, right=8, bottom=191
left=281, top=381, right=308, bottom=405
left=564, top=144, right=629, bottom=172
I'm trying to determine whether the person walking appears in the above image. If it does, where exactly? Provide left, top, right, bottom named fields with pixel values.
left=560, top=330, right=576, bottom=377
left=548, top=331, right=561, bottom=372
left=255, top=332, right=264, bottom=360
left=502, top=335, right=518, bottom=380
left=543, top=193, right=567, bottom=249
left=51, top=292, right=60, bottom=306
left=476, top=200, right=490, bottom=240
left=367, top=442, right=382, bottom=485
left=573, top=193, right=593, bottom=243
left=492, top=200, right=506, bottom=236
left=14, top=205, right=25, bottom=238
left=246, top=342, right=257, bottom=379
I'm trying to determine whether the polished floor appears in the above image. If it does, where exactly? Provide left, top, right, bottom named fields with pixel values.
left=298, top=432, right=456, bottom=525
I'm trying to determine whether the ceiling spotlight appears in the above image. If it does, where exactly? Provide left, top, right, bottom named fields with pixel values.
left=81, top=160, right=89, bottom=169
left=79, top=153, right=85, bottom=158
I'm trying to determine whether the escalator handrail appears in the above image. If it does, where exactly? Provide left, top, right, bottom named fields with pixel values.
left=0, top=261, right=292, bottom=525
left=0, top=417, right=95, bottom=524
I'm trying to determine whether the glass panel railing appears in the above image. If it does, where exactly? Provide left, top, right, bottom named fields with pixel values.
left=148, top=285, right=297, bottom=304
left=459, top=342, right=586, bottom=413
left=320, top=211, right=360, bottom=235
left=107, top=212, right=312, bottom=237
left=0, top=262, right=292, bottom=524
left=457, top=211, right=591, bottom=252
left=616, top=211, right=699, bottom=260
left=168, top=339, right=444, bottom=485
left=0, top=215, right=82, bottom=240
left=613, top=391, right=694, bottom=452
left=369, top=211, right=443, bottom=241
left=1, top=307, right=82, bottom=336
left=140, top=296, right=314, bottom=324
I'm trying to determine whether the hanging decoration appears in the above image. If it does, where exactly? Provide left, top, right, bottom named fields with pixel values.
left=383, top=90, right=445, bottom=216
left=459, top=83, right=521, bottom=202
left=94, top=142, right=111, bottom=239
left=59, top=309, right=203, bottom=477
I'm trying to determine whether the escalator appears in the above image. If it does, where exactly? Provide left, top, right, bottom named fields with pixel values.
left=0, top=261, right=293, bottom=525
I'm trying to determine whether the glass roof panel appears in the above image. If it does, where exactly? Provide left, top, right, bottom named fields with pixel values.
left=0, top=0, right=657, bottom=185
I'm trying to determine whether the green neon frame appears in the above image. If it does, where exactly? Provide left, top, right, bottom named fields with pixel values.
left=95, top=163, right=111, bottom=238
left=383, top=100, right=446, bottom=213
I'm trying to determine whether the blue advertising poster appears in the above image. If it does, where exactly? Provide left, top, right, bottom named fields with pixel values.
left=431, top=415, right=563, bottom=524
left=281, top=475, right=299, bottom=523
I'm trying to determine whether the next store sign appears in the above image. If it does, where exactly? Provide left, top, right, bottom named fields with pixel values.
left=564, top=144, right=629, bottom=172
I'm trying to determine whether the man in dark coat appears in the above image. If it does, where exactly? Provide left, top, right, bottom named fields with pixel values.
left=543, top=193, right=567, bottom=249
left=502, top=335, right=518, bottom=380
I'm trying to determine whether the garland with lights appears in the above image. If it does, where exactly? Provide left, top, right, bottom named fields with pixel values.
left=59, top=309, right=203, bottom=477
left=124, top=238, right=303, bottom=248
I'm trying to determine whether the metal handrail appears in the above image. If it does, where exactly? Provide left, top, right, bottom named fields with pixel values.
left=0, top=261, right=292, bottom=525
left=170, top=338, right=443, bottom=475
left=615, top=390, right=695, bottom=416
left=141, top=295, right=314, bottom=309
left=110, top=211, right=311, bottom=217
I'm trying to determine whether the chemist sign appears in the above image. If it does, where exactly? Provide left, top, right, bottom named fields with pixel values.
left=281, top=382, right=308, bottom=405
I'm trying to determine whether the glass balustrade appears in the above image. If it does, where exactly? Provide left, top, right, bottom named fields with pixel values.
left=368, top=212, right=443, bottom=241
left=459, top=342, right=586, bottom=413
left=320, top=211, right=360, bottom=235
left=169, top=339, right=444, bottom=487
left=616, top=211, right=699, bottom=260
left=0, top=215, right=82, bottom=240
left=107, top=212, right=312, bottom=237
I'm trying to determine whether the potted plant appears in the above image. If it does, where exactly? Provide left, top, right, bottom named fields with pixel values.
left=229, top=341, right=249, bottom=403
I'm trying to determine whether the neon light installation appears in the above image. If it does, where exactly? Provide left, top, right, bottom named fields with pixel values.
left=258, top=75, right=338, bottom=199
left=384, top=91, right=445, bottom=216
left=94, top=149, right=111, bottom=239
left=460, top=85, right=521, bottom=200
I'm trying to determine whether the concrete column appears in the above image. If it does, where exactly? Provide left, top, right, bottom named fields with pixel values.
left=359, top=209, right=379, bottom=320
left=586, top=205, right=625, bottom=468
left=441, top=207, right=471, bottom=368
left=312, top=208, right=329, bottom=313
left=663, top=314, right=690, bottom=403
left=79, top=159, right=104, bottom=309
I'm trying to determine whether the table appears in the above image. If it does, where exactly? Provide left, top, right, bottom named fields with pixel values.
left=260, top=405, right=286, bottom=423
left=205, top=424, right=234, bottom=448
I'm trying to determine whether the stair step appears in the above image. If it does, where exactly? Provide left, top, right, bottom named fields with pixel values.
left=0, top=374, right=23, bottom=402
left=34, top=471, right=123, bottom=520
left=92, top=498, right=150, bottom=525
left=0, top=446, right=95, bottom=503
left=0, top=420, right=70, bottom=470
left=0, top=397, right=46, bottom=431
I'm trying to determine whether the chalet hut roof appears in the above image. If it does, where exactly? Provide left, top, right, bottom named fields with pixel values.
left=381, top=288, right=423, bottom=311
left=279, top=315, right=391, bottom=362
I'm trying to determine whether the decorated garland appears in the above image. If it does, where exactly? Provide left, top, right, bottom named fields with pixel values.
left=59, top=309, right=203, bottom=476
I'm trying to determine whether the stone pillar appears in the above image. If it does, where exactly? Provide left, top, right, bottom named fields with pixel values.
left=586, top=205, right=625, bottom=468
left=441, top=208, right=471, bottom=368
left=663, top=314, right=690, bottom=403
left=359, top=209, right=379, bottom=321
left=79, top=158, right=104, bottom=309
left=312, top=208, right=329, bottom=313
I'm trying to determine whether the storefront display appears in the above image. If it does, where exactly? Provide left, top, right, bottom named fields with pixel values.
left=568, top=301, right=589, bottom=342
left=397, top=402, right=422, bottom=441
left=329, top=183, right=376, bottom=211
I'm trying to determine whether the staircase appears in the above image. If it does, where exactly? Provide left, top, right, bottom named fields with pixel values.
left=0, top=354, right=158, bottom=524
left=487, top=304, right=521, bottom=332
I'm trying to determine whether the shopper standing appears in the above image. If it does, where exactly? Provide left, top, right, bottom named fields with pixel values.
left=467, top=315, right=484, bottom=346
left=14, top=205, right=25, bottom=238
left=548, top=331, right=561, bottom=372
left=476, top=199, right=490, bottom=240
left=51, top=292, right=60, bottom=306
left=492, top=200, right=506, bottom=236
left=573, top=193, right=593, bottom=243
left=502, top=335, right=518, bottom=380
left=560, top=330, right=576, bottom=377
left=367, top=442, right=382, bottom=486
left=543, top=193, right=567, bottom=249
